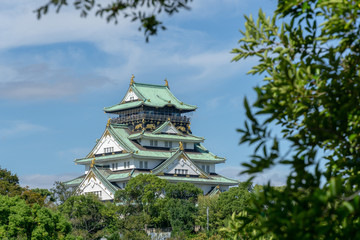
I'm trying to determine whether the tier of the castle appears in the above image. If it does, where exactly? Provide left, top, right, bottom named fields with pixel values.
left=65, top=78, right=238, bottom=200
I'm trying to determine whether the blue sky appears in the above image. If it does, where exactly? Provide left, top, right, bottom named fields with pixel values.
left=0, top=0, right=287, bottom=189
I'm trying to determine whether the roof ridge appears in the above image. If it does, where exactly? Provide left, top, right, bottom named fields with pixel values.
left=133, top=82, right=167, bottom=88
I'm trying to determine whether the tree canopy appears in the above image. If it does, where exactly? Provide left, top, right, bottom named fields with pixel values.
left=35, top=0, right=193, bottom=42
left=231, top=0, right=360, bottom=239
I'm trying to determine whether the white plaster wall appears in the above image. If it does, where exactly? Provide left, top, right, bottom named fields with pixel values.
left=123, top=90, right=139, bottom=102
left=94, top=134, right=123, bottom=155
left=165, top=157, right=202, bottom=175
left=195, top=184, right=214, bottom=195
left=197, top=163, right=215, bottom=173
left=162, top=124, right=178, bottom=134
left=134, top=159, right=162, bottom=169
left=85, top=165, right=90, bottom=174
left=141, top=139, right=194, bottom=150
left=78, top=176, right=113, bottom=201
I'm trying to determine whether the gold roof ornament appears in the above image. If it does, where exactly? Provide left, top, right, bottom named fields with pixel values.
left=106, top=118, right=111, bottom=127
left=179, top=141, right=184, bottom=151
left=164, top=78, right=169, bottom=88
left=90, top=158, right=95, bottom=168
left=130, top=74, right=135, bottom=85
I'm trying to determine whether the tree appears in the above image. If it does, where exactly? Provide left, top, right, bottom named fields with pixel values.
left=165, top=182, right=202, bottom=203
left=163, top=182, right=202, bottom=235
left=35, top=0, right=193, bottom=42
left=196, top=183, right=254, bottom=236
left=59, top=194, right=118, bottom=239
left=231, top=0, right=360, bottom=239
left=0, top=167, right=23, bottom=197
left=51, top=181, right=76, bottom=205
left=0, top=195, right=72, bottom=239
left=115, top=174, right=167, bottom=213
left=0, top=167, right=51, bottom=206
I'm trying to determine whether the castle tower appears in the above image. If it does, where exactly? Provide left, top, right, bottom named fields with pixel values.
left=65, top=77, right=238, bottom=200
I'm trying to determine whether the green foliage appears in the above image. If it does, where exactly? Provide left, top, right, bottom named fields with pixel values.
left=0, top=167, right=52, bottom=206
left=195, top=194, right=221, bottom=234
left=0, top=194, right=72, bottom=239
left=166, top=198, right=197, bottom=234
left=35, top=0, right=193, bottom=42
left=59, top=194, right=117, bottom=239
left=165, top=182, right=202, bottom=202
left=232, top=0, right=360, bottom=239
left=217, top=183, right=253, bottom=219
left=0, top=167, right=23, bottom=197
left=51, top=181, right=76, bottom=205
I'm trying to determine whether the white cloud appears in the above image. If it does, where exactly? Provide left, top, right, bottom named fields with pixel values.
left=19, top=172, right=81, bottom=189
left=0, top=121, right=47, bottom=139
left=0, top=63, right=111, bottom=100
left=0, top=1, right=260, bottom=99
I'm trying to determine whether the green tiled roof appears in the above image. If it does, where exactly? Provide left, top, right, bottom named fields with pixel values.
left=104, top=82, right=197, bottom=113
left=152, top=149, right=210, bottom=177
left=158, top=174, right=239, bottom=186
left=76, top=149, right=225, bottom=165
left=128, top=131, right=204, bottom=142
left=208, top=185, right=221, bottom=197
left=77, top=123, right=224, bottom=165
left=92, top=167, right=120, bottom=194
left=64, top=175, right=85, bottom=186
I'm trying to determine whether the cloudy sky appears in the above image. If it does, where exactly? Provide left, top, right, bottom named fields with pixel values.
left=0, top=0, right=287, bottom=189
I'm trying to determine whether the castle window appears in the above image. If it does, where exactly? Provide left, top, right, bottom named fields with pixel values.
left=206, top=165, right=210, bottom=173
left=165, top=141, right=172, bottom=148
left=130, top=96, right=134, bottom=101
left=144, top=161, right=148, bottom=169
left=104, top=147, right=114, bottom=153
left=124, top=162, right=127, bottom=168
left=140, top=161, right=143, bottom=168
left=123, top=182, right=126, bottom=188
left=183, top=142, right=187, bottom=149
left=88, top=191, right=102, bottom=197
left=150, top=140, right=158, bottom=147
left=175, top=169, right=188, bottom=175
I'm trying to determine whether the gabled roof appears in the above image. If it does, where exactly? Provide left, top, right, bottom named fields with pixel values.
left=158, top=174, right=239, bottom=186
left=75, top=122, right=224, bottom=165
left=104, top=82, right=197, bottom=113
left=85, top=124, right=133, bottom=158
left=128, top=131, right=204, bottom=143
left=152, top=121, right=181, bottom=134
left=207, top=185, right=221, bottom=197
left=151, top=149, right=209, bottom=177
left=75, top=166, right=120, bottom=195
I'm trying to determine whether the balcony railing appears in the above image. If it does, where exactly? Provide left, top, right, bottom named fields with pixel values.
left=110, top=112, right=190, bottom=124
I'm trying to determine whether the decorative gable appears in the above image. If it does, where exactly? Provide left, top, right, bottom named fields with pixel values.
left=92, top=130, right=124, bottom=155
left=153, top=121, right=181, bottom=135
left=153, top=151, right=208, bottom=178
left=165, top=155, right=202, bottom=175
left=123, top=88, right=139, bottom=102
left=76, top=170, right=114, bottom=201
left=162, top=124, right=178, bottom=134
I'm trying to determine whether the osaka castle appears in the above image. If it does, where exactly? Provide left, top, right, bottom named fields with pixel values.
left=65, top=76, right=238, bottom=201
